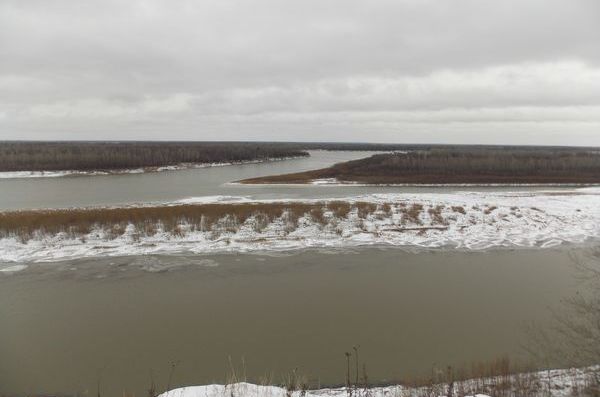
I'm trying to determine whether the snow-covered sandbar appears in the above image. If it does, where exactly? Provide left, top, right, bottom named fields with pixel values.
left=1, top=188, right=599, bottom=266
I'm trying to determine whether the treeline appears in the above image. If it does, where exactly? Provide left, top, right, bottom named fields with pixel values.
left=241, top=148, right=600, bottom=184
left=1, top=141, right=598, bottom=173
left=0, top=142, right=309, bottom=172
left=338, top=149, right=600, bottom=178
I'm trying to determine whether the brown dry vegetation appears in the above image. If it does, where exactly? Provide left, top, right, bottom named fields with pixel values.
left=0, top=201, right=399, bottom=242
left=327, top=201, right=352, bottom=219
left=402, top=203, right=424, bottom=225
left=239, top=148, right=600, bottom=185
left=0, top=203, right=274, bottom=241
left=427, top=205, right=446, bottom=225
left=396, top=357, right=599, bottom=397
left=135, top=356, right=600, bottom=397
left=309, top=207, right=326, bottom=224
left=355, top=202, right=377, bottom=218
left=380, top=203, right=392, bottom=214
left=451, top=206, right=466, bottom=215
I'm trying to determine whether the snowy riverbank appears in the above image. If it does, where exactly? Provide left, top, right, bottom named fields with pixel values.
left=160, top=366, right=599, bottom=397
left=0, top=156, right=305, bottom=179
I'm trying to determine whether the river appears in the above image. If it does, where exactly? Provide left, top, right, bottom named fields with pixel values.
left=0, top=248, right=586, bottom=396
left=0, top=152, right=595, bottom=396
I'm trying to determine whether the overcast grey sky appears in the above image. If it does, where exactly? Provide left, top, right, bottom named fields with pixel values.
left=1, top=0, right=599, bottom=144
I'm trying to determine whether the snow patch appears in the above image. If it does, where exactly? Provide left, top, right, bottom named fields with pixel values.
left=175, top=196, right=253, bottom=205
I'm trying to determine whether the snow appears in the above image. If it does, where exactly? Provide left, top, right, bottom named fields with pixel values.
left=311, top=178, right=349, bottom=185
left=175, top=196, right=254, bottom=205
left=577, top=186, right=600, bottom=194
left=0, top=170, right=81, bottom=179
left=159, top=383, right=490, bottom=397
left=1, top=189, right=599, bottom=266
left=158, top=366, right=599, bottom=397
left=0, top=169, right=146, bottom=179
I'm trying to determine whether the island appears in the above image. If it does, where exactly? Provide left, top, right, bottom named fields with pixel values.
left=237, top=148, right=600, bottom=185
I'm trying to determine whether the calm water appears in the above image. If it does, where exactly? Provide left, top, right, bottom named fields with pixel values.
left=0, top=152, right=588, bottom=396
left=0, top=151, right=564, bottom=210
left=0, top=248, right=582, bottom=396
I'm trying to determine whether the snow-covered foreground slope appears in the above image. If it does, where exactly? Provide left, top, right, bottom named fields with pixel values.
left=1, top=188, right=599, bottom=267
left=160, top=367, right=599, bottom=397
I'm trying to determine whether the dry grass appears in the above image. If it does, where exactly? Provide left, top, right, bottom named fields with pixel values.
left=398, top=357, right=545, bottom=397
left=355, top=202, right=377, bottom=219
left=401, top=204, right=424, bottom=225
left=380, top=203, right=392, bottom=214
left=133, top=354, right=599, bottom=397
left=309, top=207, right=327, bottom=225
left=427, top=205, right=446, bottom=225
left=327, top=201, right=352, bottom=219
left=1, top=201, right=414, bottom=242
left=0, top=203, right=286, bottom=241
left=1, top=199, right=482, bottom=244
left=252, top=212, right=271, bottom=233
left=451, top=206, right=466, bottom=215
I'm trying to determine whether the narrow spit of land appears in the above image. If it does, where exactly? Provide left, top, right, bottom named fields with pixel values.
left=238, top=148, right=600, bottom=185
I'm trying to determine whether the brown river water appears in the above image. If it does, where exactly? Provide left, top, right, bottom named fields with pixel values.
left=0, top=247, right=585, bottom=396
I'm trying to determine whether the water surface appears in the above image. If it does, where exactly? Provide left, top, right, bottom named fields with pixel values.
left=0, top=248, right=581, bottom=396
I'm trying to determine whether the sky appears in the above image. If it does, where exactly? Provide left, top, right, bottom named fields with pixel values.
left=1, top=0, right=600, bottom=145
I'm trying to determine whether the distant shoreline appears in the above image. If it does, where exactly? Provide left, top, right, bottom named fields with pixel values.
left=0, top=141, right=310, bottom=174
left=0, top=155, right=306, bottom=179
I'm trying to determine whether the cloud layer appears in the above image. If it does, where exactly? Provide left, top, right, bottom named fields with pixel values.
left=1, top=0, right=599, bottom=144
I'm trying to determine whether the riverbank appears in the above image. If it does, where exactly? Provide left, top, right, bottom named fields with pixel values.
left=161, top=365, right=600, bottom=397
left=0, top=155, right=308, bottom=179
